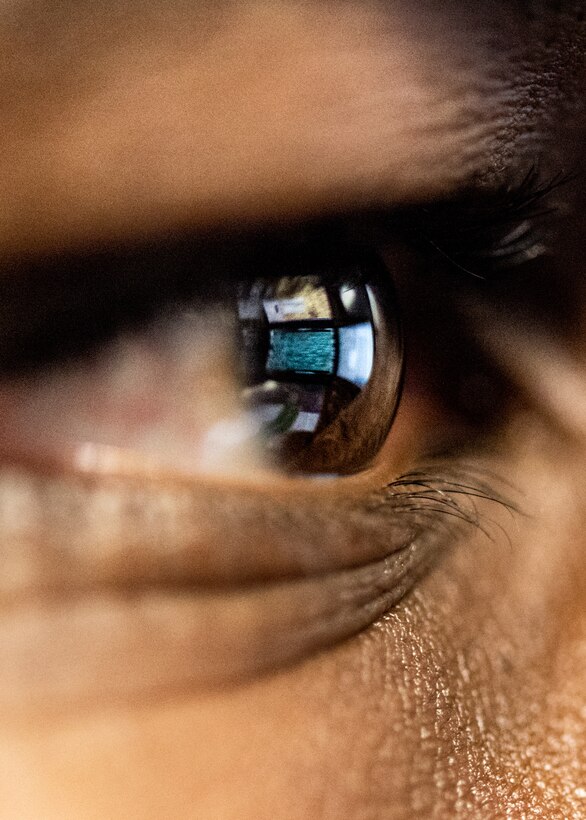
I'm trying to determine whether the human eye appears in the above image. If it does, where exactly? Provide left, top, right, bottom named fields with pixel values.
left=0, top=2, right=585, bottom=818
left=0, top=230, right=403, bottom=479
left=0, top=168, right=563, bottom=699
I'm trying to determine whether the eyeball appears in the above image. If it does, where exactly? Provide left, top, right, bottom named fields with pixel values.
left=0, top=249, right=403, bottom=480
left=236, top=257, right=403, bottom=475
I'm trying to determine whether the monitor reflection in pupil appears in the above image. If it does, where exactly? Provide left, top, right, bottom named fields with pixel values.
left=237, top=270, right=402, bottom=475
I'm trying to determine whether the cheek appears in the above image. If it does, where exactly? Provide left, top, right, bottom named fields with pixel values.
left=4, top=416, right=586, bottom=819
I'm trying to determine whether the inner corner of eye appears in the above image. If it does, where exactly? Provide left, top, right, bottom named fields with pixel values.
left=0, top=251, right=404, bottom=481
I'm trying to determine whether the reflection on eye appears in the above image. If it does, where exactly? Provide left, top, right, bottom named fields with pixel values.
left=0, top=248, right=402, bottom=479
left=238, top=269, right=402, bottom=474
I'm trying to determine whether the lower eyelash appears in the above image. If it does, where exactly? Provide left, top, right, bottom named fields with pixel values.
left=0, top=461, right=517, bottom=706
left=382, top=467, right=520, bottom=546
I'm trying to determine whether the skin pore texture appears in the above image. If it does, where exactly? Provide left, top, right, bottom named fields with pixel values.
left=0, top=1, right=585, bottom=818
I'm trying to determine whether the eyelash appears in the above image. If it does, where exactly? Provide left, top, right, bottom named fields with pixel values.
left=0, top=165, right=568, bottom=377
left=0, top=166, right=566, bottom=655
left=388, top=166, right=574, bottom=279
left=383, top=465, right=520, bottom=544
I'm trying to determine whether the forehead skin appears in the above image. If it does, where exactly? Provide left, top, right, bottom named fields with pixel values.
left=0, top=0, right=582, bottom=256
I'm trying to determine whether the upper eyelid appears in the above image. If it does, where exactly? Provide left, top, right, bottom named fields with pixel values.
left=0, top=165, right=566, bottom=290
left=358, top=166, right=573, bottom=278
left=0, top=161, right=571, bottom=384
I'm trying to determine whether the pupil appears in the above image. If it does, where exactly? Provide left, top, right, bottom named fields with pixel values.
left=236, top=262, right=403, bottom=475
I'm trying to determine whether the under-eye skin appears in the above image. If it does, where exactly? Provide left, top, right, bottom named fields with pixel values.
left=0, top=167, right=566, bottom=707
left=0, top=463, right=516, bottom=706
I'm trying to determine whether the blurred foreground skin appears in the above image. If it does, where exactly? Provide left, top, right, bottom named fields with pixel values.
left=0, top=2, right=585, bottom=818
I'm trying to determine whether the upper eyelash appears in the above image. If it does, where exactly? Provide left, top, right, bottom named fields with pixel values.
left=402, top=166, right=576, bottom=278
left=0, top=166, right=570, bottom=372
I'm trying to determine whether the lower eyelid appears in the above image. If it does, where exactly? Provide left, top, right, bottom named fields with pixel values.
left=0, top=467, right=420, bottom=594
left=0, top=454, right=515, bottom=708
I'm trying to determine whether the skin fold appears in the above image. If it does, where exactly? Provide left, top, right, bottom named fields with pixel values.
left=0, top=1, right=584, bottom=817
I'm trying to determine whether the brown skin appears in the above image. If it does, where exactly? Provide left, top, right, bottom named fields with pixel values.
left=0, top=1, right=585, bottom=817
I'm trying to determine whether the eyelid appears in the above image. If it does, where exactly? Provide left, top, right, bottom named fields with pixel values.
left=0, top=465, right=416, bottom=594
left=0, top=170, right=565, bottom=374
left=0, top=424, right=518, bottom=593
left=0, top=458, right=516, bottom=708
